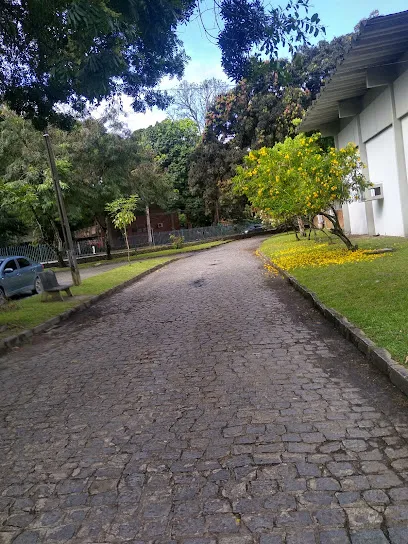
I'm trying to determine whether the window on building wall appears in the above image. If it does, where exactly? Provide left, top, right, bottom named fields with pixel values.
left=157, top=223, right=164, bottom=228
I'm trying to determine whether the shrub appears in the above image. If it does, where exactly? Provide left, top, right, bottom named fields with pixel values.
left=169, top=234, right=184, bottom=249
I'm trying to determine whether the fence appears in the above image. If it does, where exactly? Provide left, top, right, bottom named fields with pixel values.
left=0, top=224, right=242, bottom=264
left=126, top=224, right=238, bottom=249
left=0, top=244, right=58, bottom=263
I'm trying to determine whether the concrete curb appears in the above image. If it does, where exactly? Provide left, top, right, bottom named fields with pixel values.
left=0, top=259, right=178, bottom=357
left=259, top=251, right=408, bottom=398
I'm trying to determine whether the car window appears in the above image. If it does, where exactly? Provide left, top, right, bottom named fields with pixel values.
left=17, top=258, right=31, bottom=268
left=4, top=259, right=18, bottom=271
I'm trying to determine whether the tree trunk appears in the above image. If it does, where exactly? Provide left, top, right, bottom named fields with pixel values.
left=56, top=249, right=65, bottom=268
left=320, top=209, right=356, bottom=250
left=146, top=204, right=153, bottom=246
left=213, top=199, right=220, bottom=226
left=123, top=228, right=130, bottom=263
left=297, top=216, right=306, bottom=237
left=95, top=216, right=112, bottom=260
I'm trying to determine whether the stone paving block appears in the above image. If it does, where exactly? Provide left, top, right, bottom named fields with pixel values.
left=319, top=529, right=351, bottom=543
left=314, top=508, right=346, bottom=527
left=345, top=507, right=383, bottom=530
left=2, top=238, right=408, bottom=542
left=384, top=505, right=408, bottom=525
left=350, top=530, right=388, bottom=543
left=388, top=526, right=408, bottom=543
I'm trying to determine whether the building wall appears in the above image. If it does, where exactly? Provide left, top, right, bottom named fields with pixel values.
left=335, top=64, right=408, bottom=237
left=366, top=127, right=404, bottom=236
left=402, top=116, right=408, bottom=179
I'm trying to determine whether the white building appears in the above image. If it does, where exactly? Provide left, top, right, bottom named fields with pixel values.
left=300, top=10, right=408, bottom=237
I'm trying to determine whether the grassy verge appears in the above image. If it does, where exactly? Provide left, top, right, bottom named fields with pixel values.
left=51, top=240, right=229, bottom=272
left=261, top=231, right=408, bottom=365
left=0, top=257, right=171, bottom=339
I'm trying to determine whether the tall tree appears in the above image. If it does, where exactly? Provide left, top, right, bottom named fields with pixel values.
left=130, top=151, right=176, bottom=243
left=0, top=1, right=322, bottom=128
left=65, top=117, right=136, bottom=258
left=0, top=0, right=195, bottom=129
left=168, top=79, right=231, bottom=132
left=135, top=119, right=207, bottom=226
left=205, top=33, right=353, bottom=151
left=189, top=137, right=244, bottom=224
left=0, top=108, right=73, bottom=264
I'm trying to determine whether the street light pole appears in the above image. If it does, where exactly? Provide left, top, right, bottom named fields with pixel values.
left=43, top=132, right=81, bottom=286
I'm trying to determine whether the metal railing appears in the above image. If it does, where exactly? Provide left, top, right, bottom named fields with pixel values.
left=126, top=224, right=238, bottom=248
left=0, top=244, right=58, bottom=263
left=0, top=224, right=242, bottom=264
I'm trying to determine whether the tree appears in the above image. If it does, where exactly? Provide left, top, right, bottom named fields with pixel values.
left=0, top=0, right=195, bottom=129
left=0, top=1, right=322, bottom=128
left=65, top=117, right=137, bottom=259
left=217, top=0, right=323, bottom=81
left=0, top=108, right=75, bottom=265
left=205, top=68, right=311, bottom=150
left=189, top=137, right=244, bottom=224
left=135, top=119, right=206, bottom=226
left=168, top=79, right=231, bottom=132
left=106, top=195, right=139, bottom=262
left=232, top=133, right=369, bottom=249
left=130, top=152, right=176, bottom=244
left=205, top=28, right=354, bottom=152
left=0, top=207, right=27, bottom=247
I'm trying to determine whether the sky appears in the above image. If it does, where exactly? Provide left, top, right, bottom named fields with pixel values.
left=121, top=0, right=408, bottom=131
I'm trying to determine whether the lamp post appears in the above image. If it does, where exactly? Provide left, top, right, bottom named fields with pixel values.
left=43, top=132, right=81, bottom=286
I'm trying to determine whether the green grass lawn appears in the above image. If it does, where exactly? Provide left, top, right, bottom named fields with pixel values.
left=261, top=232, right=408, bottom=365
left=52, top=239, right=229, bottom=272
left=0, top=257, right=171, bottom=339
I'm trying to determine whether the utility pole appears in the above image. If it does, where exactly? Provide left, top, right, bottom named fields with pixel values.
left=43, top=133, right=81, bottom=286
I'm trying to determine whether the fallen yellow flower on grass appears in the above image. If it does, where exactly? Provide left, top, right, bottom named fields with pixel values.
left=267, top=242, right=388, bottom=271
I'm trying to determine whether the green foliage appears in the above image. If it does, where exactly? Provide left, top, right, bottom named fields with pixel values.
left=106, top=195, right=139, bottom=232
left=218, top=0, right=324, bottom=81
left=0, top=108, right=72, bottom=252
left=204, top=35, right=352, bottom=150
left=134, top=119, right=206, bottom=226
left=233, top=133, right=369, bottom=248
left=188, top=138, right=244, bottom=225
left=130, top=153, right=174, bottom=210
left=0, top=0, right=195, bottom=128
left=106, top=195, right=139, bottom=261
left=64, top=117, right=136, bottom=231
left=169, top=234, right=184, bottom=249
left=0, top=1, right=323, bottom=128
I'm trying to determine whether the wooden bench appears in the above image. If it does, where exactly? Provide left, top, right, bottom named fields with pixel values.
left=39, top=270, right=73, bottom=302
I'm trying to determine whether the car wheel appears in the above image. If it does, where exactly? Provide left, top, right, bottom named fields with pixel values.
left=0, top=288, right=6, bottom=306
left=34, top=277, right=43, bottom=294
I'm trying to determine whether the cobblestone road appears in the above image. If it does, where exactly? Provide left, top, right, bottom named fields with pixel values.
left=1, top=238, right=408, bottom=544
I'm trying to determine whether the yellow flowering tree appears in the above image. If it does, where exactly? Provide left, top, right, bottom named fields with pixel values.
left=232, top=133, right=368, bottom=250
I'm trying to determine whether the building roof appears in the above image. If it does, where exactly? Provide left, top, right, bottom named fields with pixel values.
left=299, top=10, right=408, bottom=132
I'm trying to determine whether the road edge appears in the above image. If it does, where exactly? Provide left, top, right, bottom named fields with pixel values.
left=0, top=258, right=179, bottom=357
left=259, top=251, right=408, bottom=398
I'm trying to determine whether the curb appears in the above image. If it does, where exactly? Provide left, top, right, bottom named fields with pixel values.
left=259, top=251, right=408, bottom=398
left=0, top=259, right=178, bottom=357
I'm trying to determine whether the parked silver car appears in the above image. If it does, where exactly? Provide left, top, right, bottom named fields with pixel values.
left=0, top=256, right=44, bottom=303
